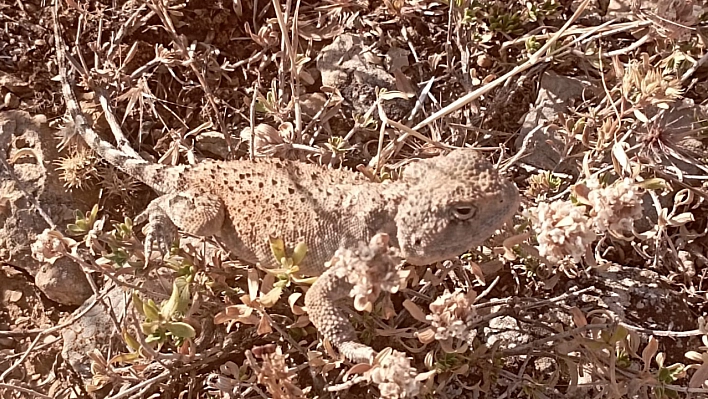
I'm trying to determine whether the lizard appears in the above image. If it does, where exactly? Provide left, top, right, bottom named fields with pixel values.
left=53, top=12, right=520, bottom=364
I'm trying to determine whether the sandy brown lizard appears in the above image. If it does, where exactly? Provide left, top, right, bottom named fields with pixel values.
left=53, top=11, right=519, bottom=364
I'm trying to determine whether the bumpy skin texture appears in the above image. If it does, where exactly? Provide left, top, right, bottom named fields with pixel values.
left=55, top=19, right=520, bottom=362
left=304, top=234, right=400, bottom=363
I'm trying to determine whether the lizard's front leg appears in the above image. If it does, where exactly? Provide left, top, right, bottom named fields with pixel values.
left=305, top=233, right=403, bottom=364
left=136, top=191, right=225, bottom=259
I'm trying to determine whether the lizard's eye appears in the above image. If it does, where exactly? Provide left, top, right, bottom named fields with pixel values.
left=451, top=204, right=477, bottom=220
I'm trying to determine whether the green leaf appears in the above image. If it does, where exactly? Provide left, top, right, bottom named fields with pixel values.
left=141, top=321, right=159, bottom=335
left=89, top=204, right=99, bottom=222
left=132, top=292, right=145, bottom=317
left=109, top=352, right=140, bottom=364
left=123, top=329, right=141, bottom=352
left=144, top=299, right=160, bottom=321
left=291, top=241, right=308, bottom=266
left=269, top=237, right=287, bottom=265
left=637, top=178, right=668, bottom=190
left=608, top=325, right=628, bottom=344
left=165, top=321, right=196, bottom=338
left=145, top=333, right=162, bottom=344
left=161, top=277, right=190, bottom=319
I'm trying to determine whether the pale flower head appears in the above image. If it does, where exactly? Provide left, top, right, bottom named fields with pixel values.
left=327, top=233, right=405, bottom=312
left=256, top=347, right=302, bottom=399
left=525, top=200, right=596, bottom=264
left=586, top=178, right=644, bottom=233
left=368, top=348, right=420, bottom=399
left=30, top=229, right=76, bottom=264
left=426, top=289, right=478, bottom=344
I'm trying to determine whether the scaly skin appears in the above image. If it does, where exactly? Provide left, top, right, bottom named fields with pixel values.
left=53, top=8, right=519, bottom=362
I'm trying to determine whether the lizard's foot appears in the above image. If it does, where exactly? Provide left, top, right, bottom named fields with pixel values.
left=136, top=192, right=226, bottom=263
left=136, top=200, right=179, bottom=263
left=138, top=208, right=178, bottom=260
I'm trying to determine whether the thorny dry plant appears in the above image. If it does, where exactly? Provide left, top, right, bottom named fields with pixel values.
left=3, top=0, right=708, bottom=398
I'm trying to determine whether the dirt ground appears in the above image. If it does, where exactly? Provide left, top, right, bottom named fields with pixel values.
left=2, top=0, right=708, bottom=398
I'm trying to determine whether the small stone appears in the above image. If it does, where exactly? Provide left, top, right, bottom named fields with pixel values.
left=35, top=258, right=93, bottom=306
left=476, top=54, right=493, bottom=68
left=62, top=285, right=127, bottom=382
left=194, top=131, right=228, bottom=159
left=4, top=92, right=19, bottom=109
left=5, top=289, right=22, bottom=303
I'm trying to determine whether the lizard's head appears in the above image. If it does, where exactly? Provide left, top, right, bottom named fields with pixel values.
left=394, top=149, right=519, bottom=266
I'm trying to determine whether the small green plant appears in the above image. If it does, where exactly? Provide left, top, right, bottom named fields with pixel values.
left=268, top=236, right=307, bottom=274
left=653, top=356, right=686, bottom=399
left=526, top=0, right=561, bottom=22
left=103, top=218, right=136, bottom=268
left=435, top=352, right=465, bottom=372
left=132, top=268, right=196, bottom=347
left=66, top=204, right=100, bottom=236
left=526, top=36, right=542, bottom=54
left=324, top=136, right=353, bottom=155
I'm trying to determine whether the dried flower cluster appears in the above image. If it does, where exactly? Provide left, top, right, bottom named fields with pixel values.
left=256, top=347, right=303, bottom=399
left=426, top=289, right=479, bottom=344
left=368, top=349, right=420, bottom=399
left=330, top=233, right=405, bottom=312
left=55, top=148, right=95, bottom=189
left=30, top=229, right=75, bottom=264
left=525, top=200, right=596, bottom=264
left=622, top=59, right=683, bottom=107
left=526, top=177, right=645, bottom=264
left=586, top=178, right=644, bottom=233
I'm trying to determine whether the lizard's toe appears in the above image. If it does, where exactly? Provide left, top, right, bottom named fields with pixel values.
left=142, top=212, right=178, bottom=262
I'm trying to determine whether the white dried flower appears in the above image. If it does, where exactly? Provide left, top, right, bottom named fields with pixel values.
left=426, top=289, right=478, bottom=344
left=240, top=123, right=296, bottom=158
left=369, top=349, right=420, bottom=399
left=30, top=229, right=76, bottom=264
left=586, top=178, right=644, bottom=233
left=256, top=347, right=302, bottom=399
left=525, top=200, right=596, bottom=264
left=329, top=233, right=405, bottom=312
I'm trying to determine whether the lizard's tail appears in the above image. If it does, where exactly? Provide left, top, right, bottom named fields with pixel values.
left=53, top=6, right=175, bottom=194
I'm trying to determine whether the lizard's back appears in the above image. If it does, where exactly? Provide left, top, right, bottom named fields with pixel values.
left=176, top=158, right=391, bottom=274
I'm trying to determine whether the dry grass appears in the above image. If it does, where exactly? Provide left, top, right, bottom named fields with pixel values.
left=2, top=0, right=708, bottom=398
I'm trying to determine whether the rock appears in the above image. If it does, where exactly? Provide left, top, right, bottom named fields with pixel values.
left=485, top=312, right=531, bottom=349
left=0, top=111, right=90, bottom=274
left=195, top=130, right=229, bottom=159
left=317, top=34, right=413, bottom=122
left=572, top=264, right=694, bottom=333
left=34, top=258, right=92, bottom=306
left=61, top=285, right=128, bottom=382
left=0, top=71, right=31, bottom=97
left=514, top=71, right=595, bottom=172
left=4, top=92, right=19, bottom=109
